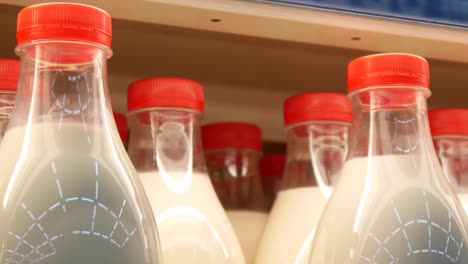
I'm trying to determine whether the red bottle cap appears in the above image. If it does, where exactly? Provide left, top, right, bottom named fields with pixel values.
left=202, top=122, right=262, bottom=151
left=0, top=59, right=19, bottom=90
left=348, top=53, right=429, bottom=93
left=113, top=112, right=128, bottom=142
left=284, top=92, right=352, bottom=126
left=429, top=108, right=468, bottom=136
left=260, top=154, right=286, bottom=191
left=128, top=78, right=204, bottom=112
left=17, top=3, right=112, bottom=48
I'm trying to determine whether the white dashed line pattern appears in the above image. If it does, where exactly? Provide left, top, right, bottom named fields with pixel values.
left=1, top=159, right=137, bottom=264
left=359, top=190, right=467, bottom=264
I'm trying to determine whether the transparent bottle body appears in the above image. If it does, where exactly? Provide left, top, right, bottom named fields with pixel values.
left=204, top=148, right=268, bottom=211
left=205, top=148, right=268, bottom=264
left=309, top=87, right=468, bottom=264
left=434, top=136, right=468, bottom=214
left=0, top=91, right=15, bottom=142
left=128, top=108, right=245, bottom=264
left=0, top=42, right=162, bottom=264
left=255, top=121, right=349, bottom=264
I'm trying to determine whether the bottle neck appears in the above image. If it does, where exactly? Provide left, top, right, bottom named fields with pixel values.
left=204, top=148, right=267, bottom=211
left=281, top=121, right=349, bottom=196
left=11, top=42, right=112, bottom=131
left=348, top=87, right=433, bottom=161
left=128, top=107, right=207, bottom=176
left=433, top=135, right=468, bottom=188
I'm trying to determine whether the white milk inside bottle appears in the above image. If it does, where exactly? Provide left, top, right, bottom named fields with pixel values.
left=0, top=124, right=151, bottom=263
left=0, top=3, right=162, bottom=263
left=202, top=122, right=269, bottom=263
left=261, top=186, right=326, bottom=263
left=0, top=59, right=19, bottom=141
left=225, top=211, right=268, bottom=264
left=255, top=93, right=352, bottom=264
left=309, top=53, right=468, bottom=264
left=127, top=78, right=245, bottom=264
left=139, top=171, right=239, bottom=261
left=458, top=192, right=468, bottom=213
left=430, top=108, right=468, bottom=214
left=329, top=154, right=468, bottom=263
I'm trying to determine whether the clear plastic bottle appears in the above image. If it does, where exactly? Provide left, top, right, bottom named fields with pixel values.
left=0, top=3, right=162, bottom=263
left=0, top=59, right=19, bottom=141
left=260, top=154, right=286, bottom=209
left=309, top=53, right=468, bottom=263
left=255, top=92, right=352, bottom=264
left=429, top=108, right=468, bottom=214
left=114, top=112, right=129, bottom=149
left=127, top=78, right=246, bottom=264
left=202, top=122, right=269, bottom=264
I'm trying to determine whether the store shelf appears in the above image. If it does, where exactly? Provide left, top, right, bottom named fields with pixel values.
left=0, top=1, right=467, bottom=142
left=3, top=0, right=468, bottom=63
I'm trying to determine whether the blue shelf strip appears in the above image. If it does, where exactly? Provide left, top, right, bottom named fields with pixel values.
left=257, top=0, right=468, bottom=28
